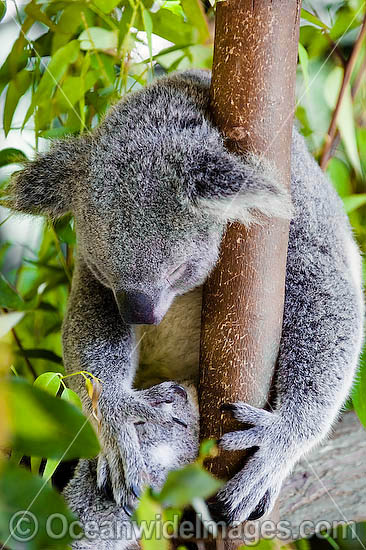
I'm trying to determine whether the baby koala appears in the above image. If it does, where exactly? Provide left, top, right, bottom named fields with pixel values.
left=64, top=383, right=199, bottom=550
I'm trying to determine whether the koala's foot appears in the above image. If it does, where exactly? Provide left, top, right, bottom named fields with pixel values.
left=97, top=381, right=189, bottom=512
left=216, top=402, right=296, bottom=524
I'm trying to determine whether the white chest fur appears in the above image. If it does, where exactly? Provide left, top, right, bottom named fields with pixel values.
left=135, top=286, right=203, bottom=387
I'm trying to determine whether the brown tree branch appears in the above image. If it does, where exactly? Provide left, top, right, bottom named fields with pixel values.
left=320, top=14, right=366, bottom=171
left=325, top=56, right=366, bottom=165
left=198, top=1, right=301, bottom=549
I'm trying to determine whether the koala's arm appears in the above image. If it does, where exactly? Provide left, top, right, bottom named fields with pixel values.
left=62, top=258, right=185, bottom=509
left=218, top=130, right=364, bottom=523
left=276, top=132, right=363, bottom=441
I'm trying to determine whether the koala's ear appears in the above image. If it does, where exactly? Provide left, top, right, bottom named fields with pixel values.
left=192, top=149, right=293, bottom=225
left=3, top=137, right=87, bottom=218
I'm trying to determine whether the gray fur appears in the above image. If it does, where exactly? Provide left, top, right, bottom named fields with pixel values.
left=7, top=70, right=364, bottom=547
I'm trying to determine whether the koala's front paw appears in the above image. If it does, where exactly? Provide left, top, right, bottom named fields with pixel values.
left=97, top=381, right=188, bottom=512
left=216, top=402, right=295, bottom=524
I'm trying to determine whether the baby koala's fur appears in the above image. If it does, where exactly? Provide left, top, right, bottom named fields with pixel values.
left=7, top=70, right=364, bottom=549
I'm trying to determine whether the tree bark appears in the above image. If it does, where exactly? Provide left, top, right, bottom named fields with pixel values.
left=198, top=2, right=301, bottom=548
left=279, top=413, right=366, bottom=537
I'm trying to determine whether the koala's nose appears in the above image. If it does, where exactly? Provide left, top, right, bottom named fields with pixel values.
left=115, top=291, right=160, bottom=325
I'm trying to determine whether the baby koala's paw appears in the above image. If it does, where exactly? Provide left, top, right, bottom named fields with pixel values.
left=97, top=381, right=189, bottom=512
left=216, top=402, right=296, bottom=524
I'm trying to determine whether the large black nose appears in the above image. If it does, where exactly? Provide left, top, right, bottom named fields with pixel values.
left=115, top=291, right=159, bottom=325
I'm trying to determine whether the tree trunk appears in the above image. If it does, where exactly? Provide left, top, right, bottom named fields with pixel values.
left=198, top=1, right=301, bottom=548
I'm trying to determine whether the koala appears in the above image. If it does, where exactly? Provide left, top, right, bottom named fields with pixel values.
left=7, top=70, right=364, bottom=545
left=63, top=383, right=199, bottom=550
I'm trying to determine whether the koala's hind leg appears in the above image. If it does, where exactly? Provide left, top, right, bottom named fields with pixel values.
left=64, top=383, right=199, bottom=550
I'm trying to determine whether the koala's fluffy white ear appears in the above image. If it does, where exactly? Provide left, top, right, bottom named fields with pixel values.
left=3, top=137, right=87, bottom=218
left=193, top=149, right=293, bottom=225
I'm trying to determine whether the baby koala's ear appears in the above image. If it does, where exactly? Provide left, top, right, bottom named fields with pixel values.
left=192, top=147, right=293, bottom=226
left=3, top=136, right=88, bottom=218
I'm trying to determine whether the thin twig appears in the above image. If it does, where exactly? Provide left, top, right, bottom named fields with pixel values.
left=11, top=328, right=37, bottom=379
left=1, top=305, right=37, bottom=379
left=324, top=56, right=366, bottom=165
left=320, top=14, right=366, bottom=171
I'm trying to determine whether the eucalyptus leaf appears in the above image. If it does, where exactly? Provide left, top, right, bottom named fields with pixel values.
left=4, top=70, right=32, bottom=136
left=0, top=148, right=27, bottom=167
left=0, top=274, right=38, bottom=311
left=8, top=378, right=100, bottom=460
left=0, top=461, right=77, bottom=549
left=79, top=27, right=118, bottom=51
left=157, top=463, right=223, bottom=508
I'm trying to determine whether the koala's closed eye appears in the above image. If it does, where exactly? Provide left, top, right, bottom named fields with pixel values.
left=167, top=262, right=189, bottom=286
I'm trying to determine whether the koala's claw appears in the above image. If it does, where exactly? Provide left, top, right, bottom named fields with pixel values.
left=123, top=504, right=135, bottom=517
left=171, top=384, right=188, bottom=401
left=217, top=402, right=292, bottom=524
left=172, top=416, right=188, bottom=428
left=221, top=402, right=274, bottom=426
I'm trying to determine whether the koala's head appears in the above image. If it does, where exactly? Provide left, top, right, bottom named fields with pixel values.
left=5, top=70, right=291, bottom=325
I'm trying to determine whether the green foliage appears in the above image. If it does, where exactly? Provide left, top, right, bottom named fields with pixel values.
left=0, top=461, right=77, bottom=549
left=9, top=377, right=100, bottom=460
left=0, top=0, right=366, bottom=549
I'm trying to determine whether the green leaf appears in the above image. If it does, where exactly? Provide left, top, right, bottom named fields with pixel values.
left=34, top=372, right=61, bottom=395
left=61, top=388, right=83, bottom=410
left=0, top=311, right=25, bottom=338
left=39, top=127, right=76, bottom=139
left=0, top=148, right=27, bottom=167
left=324, top=67, right=362, bottom=177
left=0, top=462, right=76, bottom=549
left=25, top=0, right=57, bottom=31
left=3, top=70, right=32, bottom=136
left=157, top=463, right=223, bottom=508
left=136, top=491, right=169, bottom=550
left=0, top=274, right=38, bottom=311
left=330, top=7, right=362, bottom=41
left=0, top=37, right=28, bottom=98
left=79, top=27, right=118, bottom=51
left=24, top=40, right=80, bottom=126
left=199, top=439, right=217, bottom=458
left=301, top=8, right=329, bottom=29
left=298, top=43, right=309, bottom=94
left=54, top=72, right=98, bottom=111
left=93, top=0, right=121, bottom=13
left=181, top=0, right=210, bottom=44
left=43, top=457, right=60, bottom=480
left=342, top=194, right=366, bottom=213
left=327, top=158, right=352, bottom=198
left=147, top=9, right=197, bottom=46
left=353, top=348, right=366, bottom=428
left=0, top=1, right=6, bottom=23
left=8, top=378, right=100, bottom=460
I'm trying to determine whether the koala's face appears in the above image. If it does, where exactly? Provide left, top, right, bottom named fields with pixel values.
left=73, top=150, right=224, bottom=324
left=8, top=71, right=290, bottom=325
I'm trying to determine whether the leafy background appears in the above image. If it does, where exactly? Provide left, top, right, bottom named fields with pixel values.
left=0, top=0, right=365, bottom=548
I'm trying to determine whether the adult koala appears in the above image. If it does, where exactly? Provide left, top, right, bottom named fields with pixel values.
left=7, top=70, right=364, bottom=544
